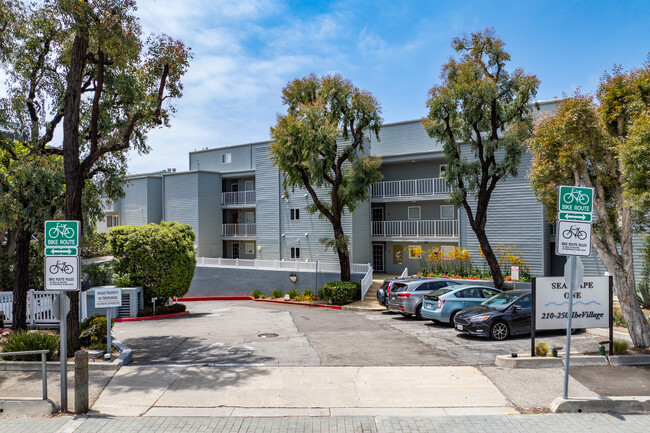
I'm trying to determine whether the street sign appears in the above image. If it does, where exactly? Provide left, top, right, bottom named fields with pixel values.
left=45, top=247, right=79, bottom=256
left=45, top=256, right=80, bottom=291
left=45, top=220, right=80, bottom=248
left=556, top=220, right=592, bottom=256
left=94, top=287, right=122, bottom=309
left=558, top=186, right=593, bottom=215
left=511, top=266, right=519, bottom=281
left=558, top=212, right=592, bottom=222
left=534, top=276, right=610, bottom=330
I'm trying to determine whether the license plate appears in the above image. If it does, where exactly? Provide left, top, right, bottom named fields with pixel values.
left=391, top=296, right=396, bottom=300
left=456, top=324, right=463, bottom=331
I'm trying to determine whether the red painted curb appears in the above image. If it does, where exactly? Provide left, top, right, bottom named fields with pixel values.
left=253, top=298, right=342, bottom=310
left=114, top=311, right=190, bottom=322
left=174, top=296, right=253, bottom=302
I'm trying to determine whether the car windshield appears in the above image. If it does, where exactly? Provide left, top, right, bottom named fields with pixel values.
left=392, top=283, right=407, bottom=292
left=430, top=288, right=452, bottom=297
left=480, top=292, right=523, bottom=308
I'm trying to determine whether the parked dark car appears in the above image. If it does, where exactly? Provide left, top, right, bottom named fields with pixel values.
left=376, top=278, right=419, bottom=307
left=453, top=289, right=532, bottom=340
left=387, top=278, right=461, bottom=318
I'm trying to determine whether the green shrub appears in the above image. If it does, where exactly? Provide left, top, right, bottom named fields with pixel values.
left=535, top=342, right=549, bottom=357
left=613, top=310, right=626, bottom=327
left=613, top=340, right=628, bottom=355
left=302, top=289, right=313, bottom=298
left=272, top=289, right=284, bottom=298
left=137, top=303, right=186, bottom=318
left=320, top=281, right=361, bottom=305
left=81, top=231, right=111, bottom=258
left=637, top=279, right=650, bottom=309
left=288, top=289, right=299, bottom=299
left=80, top=313, right=115, bottom=350
left=251, top=290, right=262, bottom=299
left=109, top=222, right=196, bottom=301
left=0, top=330, right=59, bottom=361
left=84, top=262, right=114, bottom=286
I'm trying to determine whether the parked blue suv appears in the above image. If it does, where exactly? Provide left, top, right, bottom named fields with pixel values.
left=421, top=285, right=501, bottom=324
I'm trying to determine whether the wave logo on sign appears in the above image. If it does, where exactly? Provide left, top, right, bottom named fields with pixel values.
left=544, top=300, right=601, bottom=307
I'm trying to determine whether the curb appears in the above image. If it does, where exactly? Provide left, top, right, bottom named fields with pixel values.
left=253, top=299, right=342, bottom=310
left=0, top=398, right=57, bottom=417
left=586, top=327, right=634, bottom=344
left=174, top=296, right=344, bottom=309
left=495, top=353, right=650, bottom=368
left=114, top=311, right=190, bottom=322
left=113, top=339, right=132, bottom=367
left=550, top=396, right=650, bottom=413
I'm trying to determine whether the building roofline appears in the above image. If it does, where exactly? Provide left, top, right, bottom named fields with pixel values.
left=189, top=140, right=271, bottom=155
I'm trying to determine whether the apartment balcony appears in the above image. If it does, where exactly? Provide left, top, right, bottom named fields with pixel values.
left=371, top=219, right=458, bottom=240
left=371, top=178, right=450, bottom=201
left=222, top=223, right=256, bottom=237
left=221, top=191, right=256, bottom=206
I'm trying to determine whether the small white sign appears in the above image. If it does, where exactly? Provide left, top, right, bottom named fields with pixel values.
left=511, top=266, right=519, bottom=281
left=45, top=256, right=80, bottom=291
left=94, top=288, right=123, bottom=308
left=556, top=220, right=592, bottom=256
left=535, top=276, right=609, bottom=330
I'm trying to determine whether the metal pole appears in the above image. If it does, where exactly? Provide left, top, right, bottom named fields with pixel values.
left=59, top=292, right=67, bottom=412
left=609, top=276, right=614, bottom=356
left=563, top=256, right=577, bottom=399
left=41, top=351, right=47, bottom=400
left=531, top=278, right=536, bottom=357
left=107, top=308, right=112, bottom=360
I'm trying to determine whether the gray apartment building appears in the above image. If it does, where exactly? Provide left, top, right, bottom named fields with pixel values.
left=98, top=100, right=644, bottom=281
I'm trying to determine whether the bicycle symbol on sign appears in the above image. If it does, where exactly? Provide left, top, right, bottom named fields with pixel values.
left=563, top=188, right=590, bottom=205
left=562, top=225, right=588, bottom=240
left=48, top=222, right=74, bottom=239
left=49, top=261, right=74, bottom=275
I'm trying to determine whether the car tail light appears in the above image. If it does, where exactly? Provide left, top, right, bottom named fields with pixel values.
left=437, top=299, right=445, bottom=309
left=387, top=282, right=392, bottom=296
left=397, top=293, right=410, bottom=298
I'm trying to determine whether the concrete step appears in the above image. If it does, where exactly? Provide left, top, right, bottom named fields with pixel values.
left=364, top=280, right=382, bottom=301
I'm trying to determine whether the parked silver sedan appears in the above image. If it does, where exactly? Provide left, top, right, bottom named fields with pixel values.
left=387, top=278, right=461, bottom=318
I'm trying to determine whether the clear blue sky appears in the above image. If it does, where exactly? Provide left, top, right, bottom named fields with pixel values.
left=129, top=0, right=650, bottom=173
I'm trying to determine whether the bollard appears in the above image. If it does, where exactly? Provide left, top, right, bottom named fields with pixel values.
left=74, top=350, right=89, bottom=414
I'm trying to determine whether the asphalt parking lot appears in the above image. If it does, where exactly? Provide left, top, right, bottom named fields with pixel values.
left=114, top=300, right=608, bottom=367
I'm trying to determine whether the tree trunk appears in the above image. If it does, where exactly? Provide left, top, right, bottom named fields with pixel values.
left=333, top=221, right=351, bottom=282
left=12, top=227, right=31, bottom=330
left=474, top=226, right=505, bottom=290
left=62, top=33, right=88, bottom=356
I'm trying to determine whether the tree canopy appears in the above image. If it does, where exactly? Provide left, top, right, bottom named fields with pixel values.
left=270, top=74, right=382, bottom=281
left=529, top=62, right=650, bottom=347
left=423, top=28, right=540, bottom=290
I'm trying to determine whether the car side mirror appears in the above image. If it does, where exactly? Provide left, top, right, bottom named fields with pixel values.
left=512, top=305, right=522, bottom=312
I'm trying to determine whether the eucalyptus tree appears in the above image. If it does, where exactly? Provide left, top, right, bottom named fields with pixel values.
left=529, top=62, right=650, bottom=347
left=423, top=29, right=540, bottom=290
left=270, top=74, right=382, bottom=281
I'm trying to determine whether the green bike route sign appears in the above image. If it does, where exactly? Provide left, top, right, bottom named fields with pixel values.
left=558, top=186, right=593, bottom=216
left=45, top=220, right=80, bottom=248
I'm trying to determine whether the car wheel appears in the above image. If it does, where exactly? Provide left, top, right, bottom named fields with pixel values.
left=490, top=321, right=510, bottom=341
left=448, top=311, right=458, bottom=327
left=400, top=312, right=412, bottom=318
left=415, top=304, right=423, bottom=319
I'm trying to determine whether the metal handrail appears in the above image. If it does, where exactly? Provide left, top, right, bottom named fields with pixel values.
left=0, top=349, right=49, bottom=399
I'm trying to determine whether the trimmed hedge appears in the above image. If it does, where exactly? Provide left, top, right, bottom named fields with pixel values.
left=137, top=303, right=186, bottom=318
left=80, top=313, right=115, bottom=350
left=109, top=222, right=196, bottom=301
left=0, top=330, right=59, bottom=361
left=319, top=281, right=361, bottom=305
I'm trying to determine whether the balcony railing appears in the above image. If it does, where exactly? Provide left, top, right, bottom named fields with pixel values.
left=222, top=223, right=256, bottom=237
left=221, top=190, right=256, bottom=205
left=371, top=220, right=458, bottom=238
left=371, top=178, right=450, bottom=198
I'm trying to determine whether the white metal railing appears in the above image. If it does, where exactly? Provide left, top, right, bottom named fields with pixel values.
left=371, top=178, right=450, bottom=198
left=222, top=223, right=256, bottom=237
left=360, top=266, right=373, bottom=300
left=221, top=190, right=256, bottom=205
left=371, top=219, right=458, bottom=237
left=1, top=290, right=63, bottom=325
left=0, top=292, right=12, bottom=322
left=197, top=257, right=372, bottom=275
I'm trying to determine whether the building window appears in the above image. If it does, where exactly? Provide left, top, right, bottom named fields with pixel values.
left=245, top=243, right=254, bottom=255
left=291, top=247, right=301, bottom=259
left=245, top=180, right=254, bottom=191
left=290, top=208, right=300, bottom=220
left=106, top=215, right=119, bottom=228
left=408, top=245, right=421, bottom=259
left=441, top=245, right=454, bottom=254
left=245, top=212, right=254, bottom=223
left=439, top=164, right=447, bottom=177
left=408, top=206, right=421, bottom=220
left=440, top=205, right=454, bottom=219
left=222, top=153, right=231, bottom=164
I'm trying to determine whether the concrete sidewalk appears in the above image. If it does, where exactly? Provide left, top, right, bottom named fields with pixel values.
left=1, top=414, right=649, bottom=432
left=90, top=366, right=516, bottom=417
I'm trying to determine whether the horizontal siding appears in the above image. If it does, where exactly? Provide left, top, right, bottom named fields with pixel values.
left=371, top=120, right=443, bottom=157
left=120, top=178, right=149, bottom=226
left=351, top=199, right=371, bottom=265
left=255, top=147, right=281, bottom=260
left=379, top=159, right=446, bottom=182
left=189, top=142, right=268, bottom=172
left=198, top=172, right=222, bottom=258
left=146, top=177, right=163, bottom=224
left=163, top=173, right=200, bottom=248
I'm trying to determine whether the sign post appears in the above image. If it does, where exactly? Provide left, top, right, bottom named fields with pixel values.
left=94, top=288, right=122, bottom=360
left=511, top=266, right=519, bottom=290
left=45, top=220, right=80, bottom=413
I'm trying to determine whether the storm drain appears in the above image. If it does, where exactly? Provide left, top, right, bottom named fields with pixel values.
left=258, top=333, right=278, bottom=338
